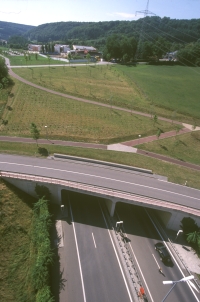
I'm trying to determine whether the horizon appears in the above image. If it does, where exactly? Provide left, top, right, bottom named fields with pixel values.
left=0, top=0, right=200, bottom=27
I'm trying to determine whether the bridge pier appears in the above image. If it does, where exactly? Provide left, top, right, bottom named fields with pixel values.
left=105, top=198, right=116, bottom=217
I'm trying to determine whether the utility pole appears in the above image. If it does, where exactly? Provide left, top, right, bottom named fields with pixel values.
left=134, top=0, right=156, bottom=62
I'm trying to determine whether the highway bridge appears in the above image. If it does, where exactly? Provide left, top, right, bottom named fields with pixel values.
left=0, top=153, right=200, bottom=230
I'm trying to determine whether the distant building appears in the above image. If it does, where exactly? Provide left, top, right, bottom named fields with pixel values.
left=28, top=44, right=42, bottom=52
left=54, top=44, right=71, bottom=54
left=73, top=45, right=96, bottom=52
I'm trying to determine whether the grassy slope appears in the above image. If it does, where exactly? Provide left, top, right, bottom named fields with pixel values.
left=0, top=179, right=36, bottom=302
left=12, top=64, right=200, bottom=125
left=118, top=64, right=200, bottom=123
left=6, top=53, right=65, bottom=66
left=138, top=131, right=200, bottom=165
left=0, top=141, right=200, bottom=190
left=0, top=78, right=175, bottom=143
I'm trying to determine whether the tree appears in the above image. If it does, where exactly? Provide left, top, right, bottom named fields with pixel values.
left=187, top=231, right=200, bottom=246
left=180, top=217, right=199, bottom=235
left=30, top=123, right=40, bottom=146
left=86, top=53, right=91, bottom=64
left=0, top=57, right=8, bottom=83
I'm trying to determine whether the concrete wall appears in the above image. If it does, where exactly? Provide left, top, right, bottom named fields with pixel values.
left=3, top=178, right=62, bottom=204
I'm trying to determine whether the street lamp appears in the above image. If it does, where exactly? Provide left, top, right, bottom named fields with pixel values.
left=45, top=125, right=48, bottom=140
left=175, top=229, right=183, bottom=241
left=162, top=275, right=194, bottom=302
left=138, top=134, right=141, bottom=145
left=116, top=221, right=123, bottom=232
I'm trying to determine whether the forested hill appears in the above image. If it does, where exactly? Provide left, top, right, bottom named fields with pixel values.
left=0, top=21, right=34, bottom=40
left=23, top=17, right=200, bottom=47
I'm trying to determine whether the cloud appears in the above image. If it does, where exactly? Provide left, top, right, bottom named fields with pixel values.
left=107, top=12, right=139, bottom=19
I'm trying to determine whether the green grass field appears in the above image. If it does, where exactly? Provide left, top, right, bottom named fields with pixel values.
left=12, top=63, right=200, bottom=124
left=117, top=64, right=200, bottom=122
left=0, top=78, right=175, bottom=143
left=138, top=130, right=200, bottom=165
left=5, top=53, right=65, bottom=66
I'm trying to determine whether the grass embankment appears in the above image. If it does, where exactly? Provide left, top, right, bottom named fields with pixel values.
left=12, top=64, right=200, bottom=125
left=0, top=141, right=200, bottom=190
left=0, top=78, right=175, bottom=143
left=0, top=180, right=54, bottom=302
left=0, top=179, right=34, bottom=301
left=138, top=131, right=200, bottom=166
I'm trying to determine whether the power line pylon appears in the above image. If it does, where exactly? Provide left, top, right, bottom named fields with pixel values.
left=134, top=0, right=156, bottom=62
left=135, top=0, right=156, bottom=18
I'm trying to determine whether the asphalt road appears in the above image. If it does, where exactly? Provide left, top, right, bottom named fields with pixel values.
left=0, top=154, right=200, bottom=211
left=61, top=192, right=133, bottom=302
left=116, top=203, right=200, bottom=302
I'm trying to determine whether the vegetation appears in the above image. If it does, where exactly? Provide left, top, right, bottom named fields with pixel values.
left=0, top=21, right=34, bottom=41
left=11, top=64, right=200, bottom=124
left=181, top=217, right=200, bottom=256
left=137, top=131, right=200, bottom=165
left=0, top=179, right=35, bottom=301
left=30, top=197, right=54, bottom=302
left=0, top=75, right=175, bottom=143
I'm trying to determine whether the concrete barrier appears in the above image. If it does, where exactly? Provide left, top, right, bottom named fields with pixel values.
left=53, top=153, right=153, bottom=175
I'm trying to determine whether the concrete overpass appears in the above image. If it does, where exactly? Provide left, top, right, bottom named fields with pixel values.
left=0, top=154, right=200, bottom=230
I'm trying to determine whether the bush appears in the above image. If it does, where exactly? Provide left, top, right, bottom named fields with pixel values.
left=38, top=147, right=48, bottom=156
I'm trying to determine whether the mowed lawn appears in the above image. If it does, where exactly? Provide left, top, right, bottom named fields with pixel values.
left=12, top=63, right=200, bottom=124
left=6, top=53, right=65, bottom=66
left=117, top=64, right=200, bottom=122
left=0, top=78, right=175, bottom=143
left=138, top=131, right=200, bottom=165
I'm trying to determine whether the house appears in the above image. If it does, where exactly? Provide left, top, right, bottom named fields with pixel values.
left=28, top=44, right=42, bottom=52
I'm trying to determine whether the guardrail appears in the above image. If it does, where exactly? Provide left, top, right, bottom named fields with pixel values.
left=1, top=171, right=200, bottom=217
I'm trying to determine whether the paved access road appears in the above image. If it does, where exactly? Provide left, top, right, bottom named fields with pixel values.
left=116, top=203, right=200, bottom=302
left=0, top=154, right=200, bottom=211
left=60, top=192, right=133, bottom=302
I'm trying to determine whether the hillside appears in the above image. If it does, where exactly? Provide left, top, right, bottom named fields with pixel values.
left=23, top=17, right=200, bottom=47
left=0, top=21, right=34, bottom=40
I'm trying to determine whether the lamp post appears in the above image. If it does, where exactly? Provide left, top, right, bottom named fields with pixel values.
left=116, top=221, right=123, bottom=232
left=45, top=125, right=48, bottom=140
left=138, top=134, right=141, bottom=145
left=162, top=275, right=194, bottom=302
left=175, top=229, right=183, bottom=241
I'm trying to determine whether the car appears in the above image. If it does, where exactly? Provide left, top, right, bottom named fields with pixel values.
left=155, top=242, right=171, bottom=263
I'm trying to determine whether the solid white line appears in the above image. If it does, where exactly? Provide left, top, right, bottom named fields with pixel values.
left=152, top=253, right=160, bottom=268
left=116, top=211, right=154, bottom=302
left=128, top=242, right=155, bottom=302
left=69, top=201, right=87, bottom=302
left=146, top=210, right=200, bottom=302
left=98, top=202, right=133, bottom=302
left=92, top=232, right=96, bottom=248
left=1, top=161, right=200, bottom=202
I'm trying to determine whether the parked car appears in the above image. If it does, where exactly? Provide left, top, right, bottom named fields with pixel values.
left=155, top=242, right=171, bottom=263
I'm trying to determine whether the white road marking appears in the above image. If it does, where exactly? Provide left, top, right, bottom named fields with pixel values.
left=69, top=201, right=87, bottom=302
left=92, top=232, right=96, bottom=248
left=1, top=161, right=200, bottom=202
left=116, top=211, right=154, bottom=302
left=146, top=210, right=200, bottom=302
left=99, top=202, right=133, bottom=302
left=152, top=253, right=160, bottom=268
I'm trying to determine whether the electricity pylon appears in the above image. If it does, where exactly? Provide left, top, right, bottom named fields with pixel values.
left=134, top=0, right=156, bottom=62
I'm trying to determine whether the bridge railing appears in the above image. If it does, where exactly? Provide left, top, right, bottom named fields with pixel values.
left=1, top=171, right=200, bottom=217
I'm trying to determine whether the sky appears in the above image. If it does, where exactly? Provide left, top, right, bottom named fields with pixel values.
left=0, top=0, right=200, bottom=26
